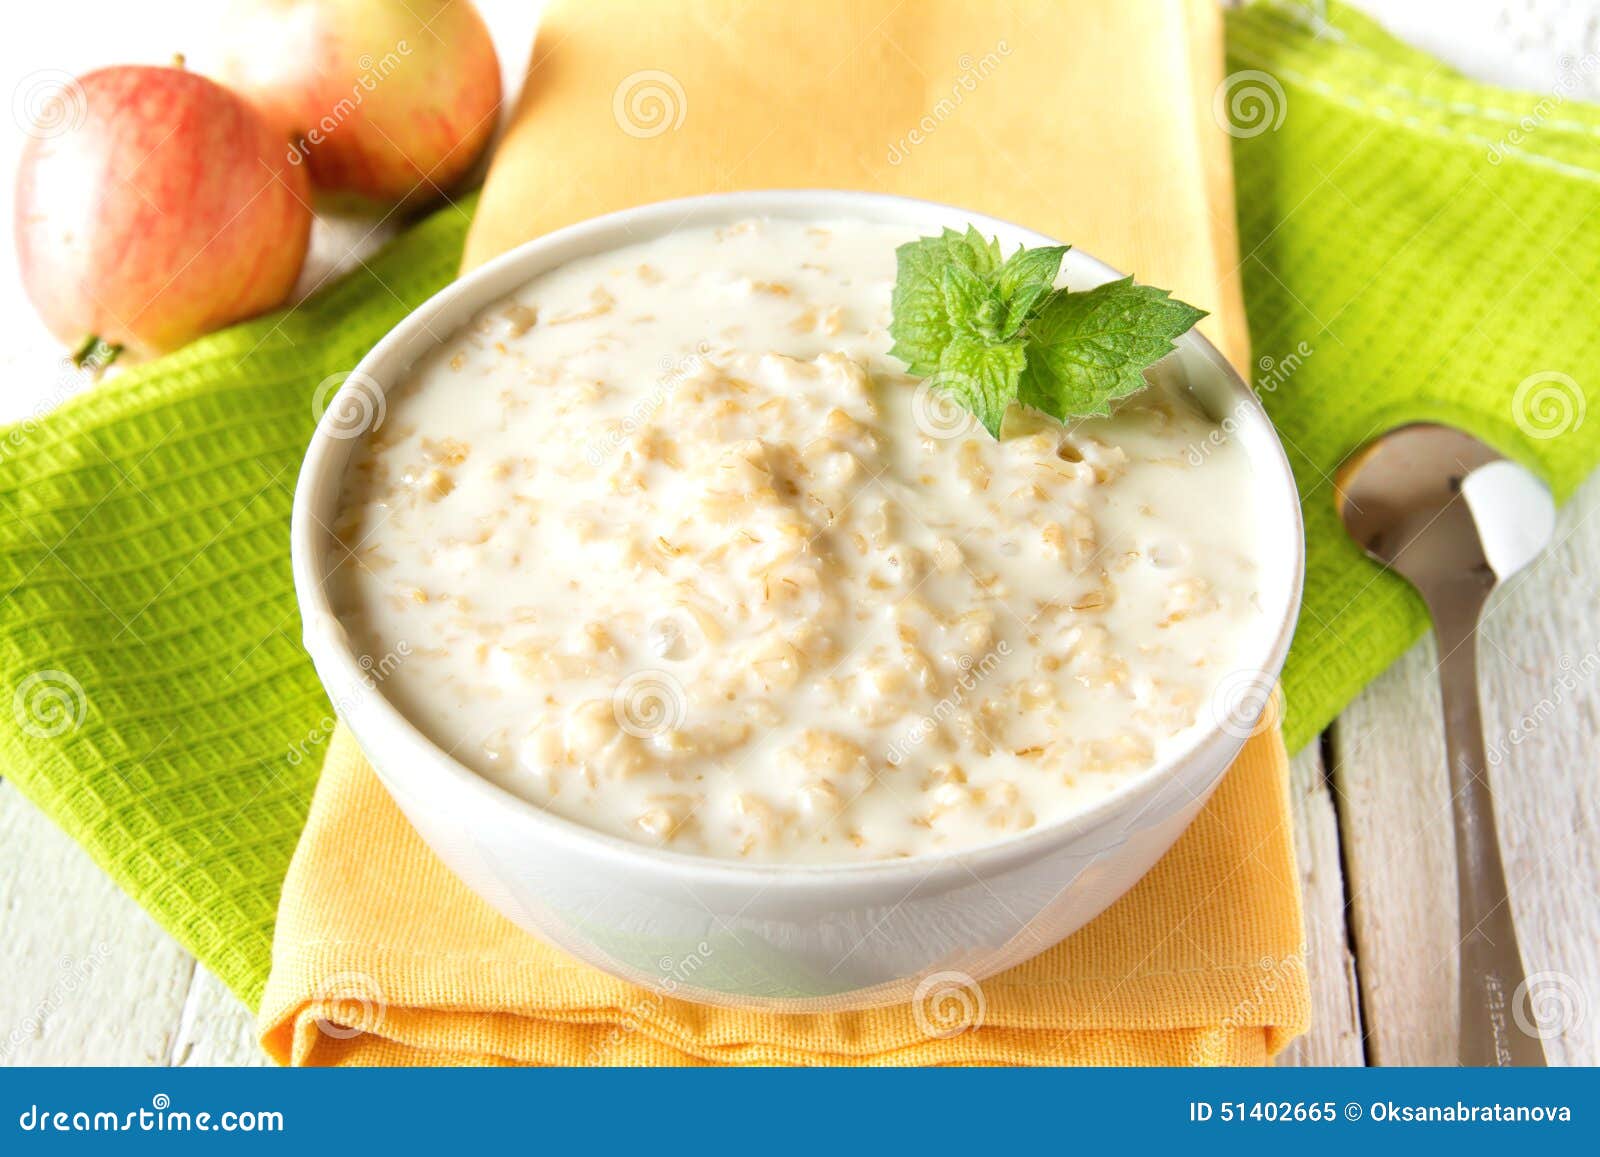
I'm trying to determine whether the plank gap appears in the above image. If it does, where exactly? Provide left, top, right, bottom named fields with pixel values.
left=1321, top=727, right=1375, bottom=1067
left=165, top=956, right=202, bottom=1067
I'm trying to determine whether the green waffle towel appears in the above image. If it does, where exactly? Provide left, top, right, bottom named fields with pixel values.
left=3, top=1, right=1598, bottom=1007
left=1, top=200, right=474, bottom=1006
left=1228, top=1, right=1600, bottom=751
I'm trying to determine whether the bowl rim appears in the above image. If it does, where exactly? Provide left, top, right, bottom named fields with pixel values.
left=291, top=188, right=1305, bottom=890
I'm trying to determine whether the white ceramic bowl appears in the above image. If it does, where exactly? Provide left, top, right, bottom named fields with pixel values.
left=291, top=190, right=1304, bottom=1012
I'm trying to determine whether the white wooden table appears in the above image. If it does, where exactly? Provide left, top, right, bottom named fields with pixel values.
left=2, top=1, right=1596, bottom=1066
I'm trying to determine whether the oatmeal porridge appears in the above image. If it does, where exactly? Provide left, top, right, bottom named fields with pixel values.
left=326, top=218, right=1268, bottom=863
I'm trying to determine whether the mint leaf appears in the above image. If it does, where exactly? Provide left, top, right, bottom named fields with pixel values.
left=935, top=334, right=1026, bottom=438
left=886, top=228, right=1204, bottom=439
left=889, top=228, right=1007, bottom=376
left=997, top=244, right=1068, bottom=297
left=888, top=237, right=958, bottom=377
left=996, top=244, right=1068, bottom=334
left=947, top=225, right=1002, bottom=277
left=940, top=261, right=995, bottom=325
left=1017, top=278, right=1207, bottom=419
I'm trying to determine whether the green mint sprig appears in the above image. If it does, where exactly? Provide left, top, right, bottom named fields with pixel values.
left=887, top=227, right=1207, bottom=437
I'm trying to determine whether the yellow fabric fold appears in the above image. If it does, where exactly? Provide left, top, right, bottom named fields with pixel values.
left=262, top=727, right=1306, bottom=1066
left=260, top=0, right=1309, bottom=1065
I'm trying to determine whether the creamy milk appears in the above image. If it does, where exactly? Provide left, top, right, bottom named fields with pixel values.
left=327, top=219, right=1268, bottom=863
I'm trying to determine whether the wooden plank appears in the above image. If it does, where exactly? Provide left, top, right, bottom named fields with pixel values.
left=1277, top=742, right=1366, bottom=1066
left=0, top=781, right=194, bottom=1064
left=0, top=784, right=268, bottom=1066
left=171, top=966, right=269, bottom=1067
left=1333, top=471, right=1600, bottom=1066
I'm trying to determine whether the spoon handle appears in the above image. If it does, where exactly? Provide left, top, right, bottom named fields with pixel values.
left=1430, top=594, right=1546, bottom=1067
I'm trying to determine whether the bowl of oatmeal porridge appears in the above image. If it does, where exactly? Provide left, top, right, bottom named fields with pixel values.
left=291, top=190, right=1303, bottom=1010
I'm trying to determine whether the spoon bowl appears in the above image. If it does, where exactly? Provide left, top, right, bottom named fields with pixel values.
left=1337, top=423, right=1554, bottom=590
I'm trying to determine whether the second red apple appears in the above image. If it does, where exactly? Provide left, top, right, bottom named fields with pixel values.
left=218, top=0, right=502, bottom=207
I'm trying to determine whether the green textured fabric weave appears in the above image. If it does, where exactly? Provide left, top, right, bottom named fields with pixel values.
left=1229, top=0, right=1600, bottom=750
left=0, top=199, right=474, bottom=1007
left=3, top=2, right=1598, bottom=1007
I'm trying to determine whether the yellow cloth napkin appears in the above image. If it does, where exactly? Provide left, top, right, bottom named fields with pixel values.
left=259, top=0, right=1309, bottom=1066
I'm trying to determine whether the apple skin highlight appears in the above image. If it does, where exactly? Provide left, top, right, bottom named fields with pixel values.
left=15, top=65, right=313, bottom=358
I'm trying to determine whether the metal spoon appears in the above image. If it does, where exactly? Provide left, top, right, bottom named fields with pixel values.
left=1336, top=423, right=1554, bottom=1067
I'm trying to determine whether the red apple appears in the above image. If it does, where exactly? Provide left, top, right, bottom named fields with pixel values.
left=217, top=0, right=501, bottom=207
left=14, top=65, right=313, bottom=359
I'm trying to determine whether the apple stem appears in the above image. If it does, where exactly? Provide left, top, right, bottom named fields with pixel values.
left=172, top=53, right=187, bottom=70
left=71, top=335, right=123, bottom=374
